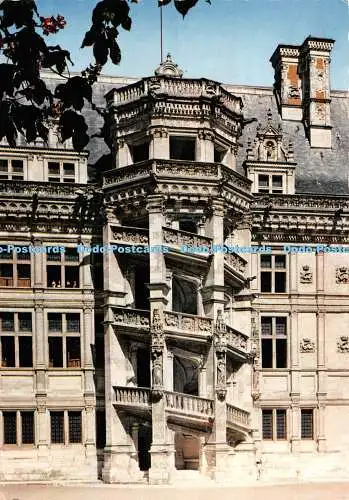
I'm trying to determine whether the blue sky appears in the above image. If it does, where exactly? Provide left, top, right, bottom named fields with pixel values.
left=37, top=0, right=348, bottom=89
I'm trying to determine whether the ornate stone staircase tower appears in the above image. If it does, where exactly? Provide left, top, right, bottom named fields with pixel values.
left=101, top=55, right=255, bottom=484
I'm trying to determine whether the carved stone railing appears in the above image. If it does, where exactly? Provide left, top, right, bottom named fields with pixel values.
left=114, top=386, right=151, bottom=406
left=253, top=193, right=349, bottom=211
left=107, top=77, right=243, bottom=115
left=163, top=227, right=212, bottom=252
left=154, top=159, right=219, bottom=179
left=163, top=311, right=213, bottom=335
left=224, top=252, right=247, bottom=275
left=226, top=403, right=250, bottom=428
left=226, top=325, right=248, bottom=351
left=0, top=180, right=94, bottom=198
left=113, top=307, right=150, bottom=329
left=111, top=226, right=149, bottom=245
left=165, top=391, right=214, bottom=418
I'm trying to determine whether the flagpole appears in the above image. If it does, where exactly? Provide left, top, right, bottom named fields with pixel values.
left=160, top=3, right=163, bottom=63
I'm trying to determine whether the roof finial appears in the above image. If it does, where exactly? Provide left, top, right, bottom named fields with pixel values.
left=154, top=53, right=183, bottom=78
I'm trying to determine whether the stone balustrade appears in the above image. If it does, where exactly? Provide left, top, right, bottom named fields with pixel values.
left=163, top=227, right=212, bottom=251
left=0, top=180, right=93, bottom=198
left=224, top=252, right=247, bottom=275
left=226, top=403, right=250, bottom=428
left=165, top=391, right=214, bottom=417
left=226, top=325, right=248, bottom=351
left=163, top=311, right=213, bottom=335
left=111, top=226, right=149, bottom=245
left=115, top=386, right=151, bottom=405
left=113, top=307, right=150, bottom=329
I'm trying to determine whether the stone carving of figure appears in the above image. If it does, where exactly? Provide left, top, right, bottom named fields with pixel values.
left=217, top=355, right=226, bottom=386
left=152, top=352, right=163, bottom=386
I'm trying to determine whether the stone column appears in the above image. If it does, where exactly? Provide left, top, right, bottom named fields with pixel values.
left=32, top=238, right=44, bottom=287
left=149, top=128, right=169, bottom=160
left=290, top=309, right=300, bottom=453
left=115, top=138, right=132, bottom=168
left=83, top=302, right=96, bottom=458
left=197, top=130, right=214, bottom=162
left=103, top=207, right=125, bottom=303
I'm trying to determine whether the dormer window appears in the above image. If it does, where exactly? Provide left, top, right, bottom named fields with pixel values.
left=170, top=136, right=196, bottom=161
left=48, top=161, right=76, bottom=183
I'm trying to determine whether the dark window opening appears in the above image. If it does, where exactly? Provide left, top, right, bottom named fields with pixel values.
left=276, top=409, right=287, bottom=439
left=1, top=336, right=15, bottom=367
left=47, top=266, right=61, bottom=288
left=0, top=159, right=8, bottom=172
left=261, top=272, right=271, bottom=292
left=0, top=264, right=13, bottom=286
left=276, top=339, right=287, bottom=368
left=131, top=143, right=149, bottom=163
left=3, top=412, right=17, bottom=444
left=301, top=409, right=314, bottom=439
left=48, top=162, right=60, bottom=175
left=50, top=411, right=64, bottom=443
left=18, top=264, right=31, bottom=287
left=49, top=337, right=63, bottom=367
left=170, top=136, right=196, bottom=161
left=0, top=245, right=12, bottom=259
left=96, top=410, right=106, bottom=449
left=275, top=272, right=286, bottom=293
left=179, top=219, right=197, bottom=234
left=65, top=266, right=79, bottom=288
left=94, top=336, right=105, bottom=369
left=261, top=338, right=272, bottom=368
left=134, top=266, right=149, bottom=310
left=66, top=314, right=80, bottom=332
left=12, top=160, right=24, bottom=173
left=261, top=317, right=272, bottom=336
left=137, top=348, right=151, bottom=388
left=1, top=312, right=14, bottom=331
left=138, top=426, right=151, bottom=471
left=172, top=278, right=197, bottom=315
left=258, top=175, right=269, bottom=187
left=19, top=313, right=32, bottom=331
left=19, top=336, right=33, bottom=367
left=214, top=147, right=224, bottom=163
left=48, top=313, right=62, bottom=332
left=275, top=255, right=286, bottom=268
left=261, top=255, right=272, bottom=268
left=63, top=163, right=75, bottom=176
left=262, top=409, right=273, bottom=439
left=66, top=337, right=81, bottom=368
left=68, top=411, right=82, bottom=443
left=21, top=412, right=35, bottom=444
left=65, top=248, right=79, bottom=262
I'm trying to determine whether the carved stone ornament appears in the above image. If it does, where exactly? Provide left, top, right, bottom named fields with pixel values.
left=300, top=338, right=315, bottom=353
left=336, top=267, right=349, bottom=284
left=151, top=309, right=164, bottom=400
left=337, top=336, right=349, bottom=353
left=215, top=311, right=227, bottom=401
left=300, top=265, right=313, bottom=284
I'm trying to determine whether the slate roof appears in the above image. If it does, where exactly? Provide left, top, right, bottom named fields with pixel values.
left=43, top=72, right=349, bottom=195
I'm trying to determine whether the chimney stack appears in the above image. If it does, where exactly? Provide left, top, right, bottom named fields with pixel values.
left=271, top=37, right=335, bottom=148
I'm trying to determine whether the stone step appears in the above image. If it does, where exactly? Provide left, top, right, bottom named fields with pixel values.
left=171, top=469, right=214, bottom=485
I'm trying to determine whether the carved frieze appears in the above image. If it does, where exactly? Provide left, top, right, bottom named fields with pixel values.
left=300, top=265, right=313, bottom=283
left=214, top=310, right=227, bottom=401
left=300, top=338, right=315, bottom=353
left=337, top=336, right=349, bottom=353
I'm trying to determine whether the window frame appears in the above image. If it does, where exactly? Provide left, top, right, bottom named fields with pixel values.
left=0, top=312, right=33, bottom=368
left=262, top=408, right=288, bottom=441
left=0, top=245, right=32, bottom=288
left=258, top=173, right=285, bottom=194
left=50, top=410, right=83, bottom=445
left=2, top=410, right=35, bottom=446
left=261, top=315, right=288, bottom=369
left=301, top=408, right=314, bottom=440
left=260, top=254, right=287, bottom=293
left=0, top=158, right=25, bottom=180
left=46, top=247, right=80, bottom=288
left=47, top=160, right=76, bottom=183
left=47, top=312, right=81, bottom=368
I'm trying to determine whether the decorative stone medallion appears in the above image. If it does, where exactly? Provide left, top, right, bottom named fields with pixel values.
left=336, top=267, right=349, bottom=284
left=337, top=336, right=349, bottom=353
left=300, top=338, right=315, bottom=353
left=300, top=265, right=313, bottom=283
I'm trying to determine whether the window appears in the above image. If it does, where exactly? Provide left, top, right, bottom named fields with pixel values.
left=261, top=316, right=287, bottom=368
left=48, top=161, right=76, bottom=183
left=50, top=410, right=82, bottom=444
left=48, top=313, right=81, bottom=368
left=46, top=248, right=80, bottom=288
left=260, top=255, right=286, bottom=293
left=258, top=174, right=284, bottom=194
left=178, top=218, right=197, bottom=234
left=96, top=410, right=106, bottom=449
left=262, top=409, right=287, bottom=440
left=3, top=411, right=35, bottom=445
left=0, top=312, right=33, bottom=367
left=0, top=245, right=31, bottom=287
left=131, top=143, right=149, bottom=163
left=0, top=158, right=24, bottom=180
left=170, top=136, right=196, bottom=161
left=301, top=409, right=314, bottom=439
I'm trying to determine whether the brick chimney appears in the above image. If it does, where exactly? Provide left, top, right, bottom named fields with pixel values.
left=270, top=37, right=335, bottom=148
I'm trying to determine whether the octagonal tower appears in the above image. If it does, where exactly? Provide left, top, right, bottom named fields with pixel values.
left=101, top=56, right=256, bottom=485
